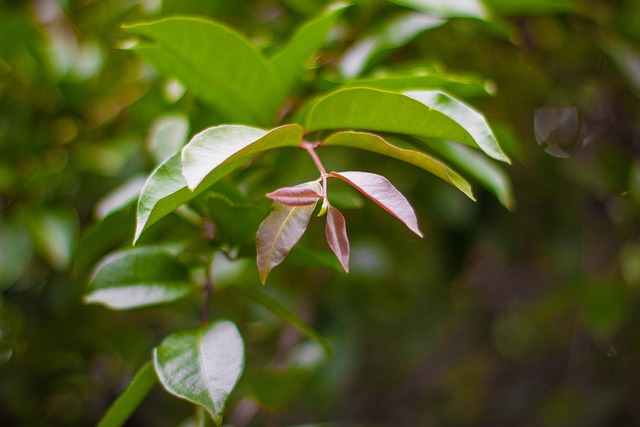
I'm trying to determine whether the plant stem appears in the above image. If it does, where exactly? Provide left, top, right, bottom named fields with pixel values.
left=201, top=262, right=213, bottom=326
left=301, top=140, right=328, bottom=198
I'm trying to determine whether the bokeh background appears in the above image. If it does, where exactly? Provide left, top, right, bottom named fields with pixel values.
left=1, top=0, right=640, bottom=426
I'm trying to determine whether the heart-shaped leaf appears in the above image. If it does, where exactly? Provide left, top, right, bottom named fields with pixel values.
left=123, top=17, right=280, bottom=125
left=266, top=185, right=322, bottom=206
left=329, top=171, right=423, bottom=237
left=85, top=247, right=194, bottom=310
left=321, top=131, right=474, bottom=200
left=325, top=205, right=350, bottom=272
left=135, top=124, right=303, bottom=242
left=256, top=181, right=321, bottom=283
left=270, top=2, right=349, bottom=94
left=154, top=320, right=244, bottom=427
left=304, top=87, right=510, bottom=163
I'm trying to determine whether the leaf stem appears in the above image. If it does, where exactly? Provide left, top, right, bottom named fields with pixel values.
left=301, top=141, right=328, bottom=200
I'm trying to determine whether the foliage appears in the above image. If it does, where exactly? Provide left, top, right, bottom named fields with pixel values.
left=1, top=0, right=640, bottom=426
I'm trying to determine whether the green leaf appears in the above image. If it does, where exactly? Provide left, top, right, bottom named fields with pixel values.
left=339, top=11, right=444, bottom=78
left=85, top=247, right=194, bottom=310
left=0, top=217, right=32, bottom=290
left=322, top=131, right=474, bottom=200
left=304, top=87, right=510, bottom=163
left=230, top=285, right=333, bottom=358
left=419, top=137, right=515, bottom=209
left=389, top=0, right=490, bottom=20
left=147, top=113, right=190, bottom=165
left=270, top=2, right=349, bottom=95
left=123, top=17, right=279, bottom=125
left=154, top=320, right=244, bottom=427
left=483, top=0, right=575, bottom=15
left=30, top=206, right=79, bottom=271
left=135, top=124, right=303, bottom=243
left=256, top=181, right=321, bottom=283
left=94, top=175, right=146, bottom=219
left=97, top=362, right=157, bottom=427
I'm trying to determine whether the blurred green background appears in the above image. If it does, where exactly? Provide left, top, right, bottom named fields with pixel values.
left=2, top=0, right=640, bottom=426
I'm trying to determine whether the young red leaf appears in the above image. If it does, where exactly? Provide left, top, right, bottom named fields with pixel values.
left=325, top=205, right=350, bottom=272
left=329, top=171, right=423, bottom=237
left=266, top=186, right=322, bottom=206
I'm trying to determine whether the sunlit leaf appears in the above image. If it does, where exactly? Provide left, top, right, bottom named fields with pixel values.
left=147, top=113, right=190, bottom=164
left=270, top=2, right=349, bottom=95
left=97, top=362, right=157, bottom=427
left=304, top=87, right=510, bottom=163
left=256, top=182, right=321, bottom=283
left=154, top=321, right=244, bottom=427
left=135, top=124, right=303, bottom=242
left=329, top=171, right=422, bottom=237
left=389, top=0, right=490, bottom=20
left=339, top=11, right=443, bottom=78
left=85, top=247, right=194, bottom=310
left=325, top=205, right=349, bottom=272
left=266, top=185, right=322, bottom=206
left=322, top=131, right=474, bottom=200
left=123, top=17, right=280, bottom=125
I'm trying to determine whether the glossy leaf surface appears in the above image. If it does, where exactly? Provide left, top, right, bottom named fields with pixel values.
left=304, top=87, right=509, bottom=163
left=330, top=171, right=422, bottom=237
left=154, top=321, right=244, bottom=426
left=270, top=2, right=349, bottom=94
left=124, top=17, right=279, bottom=125
left=339, top=11, right=444, bottom=78
left=322, top=131, right=474, bottom=200
left=256, top=182, right=321, bottom=283
left=135, top=125, right=303, bottom=242
left=325, top=205, right=350, bottom=272
left=266, top=185, right=322, bottom=206
left=97, top=362, right=157, bottom=427
left=85, top=247, right=193, bottom=310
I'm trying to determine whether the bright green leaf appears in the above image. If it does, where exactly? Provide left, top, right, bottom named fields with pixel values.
left=123, top=17, right=280, bottom=125
left=154, top=320, right=244, bottom=427
left=97, top=362, right=157, bottom=427
left=147, top=113, right=190, bottom=164
left=270, top=2, right=349, bottom=95
left=322, top=131, right=474, bottom=200
left=339, top=11, right=444, bottom=78
left=304, top=87, right=510, bottom=163
left=84, top=247, right=194, bottom=310
left=135, top=124, right=303, bottom=243
left=389, top=0, right=490, bottom=20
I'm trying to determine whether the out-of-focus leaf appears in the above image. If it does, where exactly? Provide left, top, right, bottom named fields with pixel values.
left=135, top=124, right=303, bottom=243
left=266, top=185, right=322, bottom=206
left=30, top=206, right=79, bottom=271
left=207, top=195, right=266, bottom=248
left=580, top=280, right=629, bottom=342
left=154, top=321, right=244, bottom=427
left=389, top=0, right=490, bottom=20
left=601, top=36, right=640, bottom=98
left=304, top=88, right=510, bottom=163
left=181, top=124, right=304, bottom=190
left=322, top=131, right=474, bottom=200
left=418, top=137, right=514, bottom=209
left=94, top=175, right=147, bottom=220
left=147, top=114, right=190, bottom=164
left=483, top=0, right=574, bottom=15
left=97, top=362, right=157, bottom=427
left=325, top=206, right=350, bottom=272
left=256, top=182, right=321, bottom=283
left=329, top=171, right=423, bottom=237
left=270, top=2, right=349, bottom=94
left=0, top=218, right=32, bottom=290
left=123, top=17, right=280, bottom=125
left=230, top=285, right=332, bottom=357
left=84, top=247, right=194, bottom=310
left=339, top=11, right=443, bottom=78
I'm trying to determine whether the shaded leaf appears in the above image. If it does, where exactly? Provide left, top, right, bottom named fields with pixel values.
left=97, top=362, right=157, bottom=427
left=322, top=131, right=474, bottom=200
left=256, top=182, right=321, bottom=283
left=325, top=205, right=350, bottom=272
left=154, top=321, right=244, bottom=427
left=389, top=0, right=490, bottom=20
left=94, top=175, right=146, bottom=219
left=483, top=0, right=575, bottom=15
left=270, top=2, right=349, bottom=95
left=84, top=247, right=194, bottom=310
left=329, top=171, right=422, bottom=237
left=339, top=11, right=444, bottom=78
left=0, top=217, right=32, bottom=290
left=123, top=17, right=279, bottom=125
left=30, top=206, right=79, bottom=271
left=266, top=185, right=322, bottom=206
left=135, top=124, right=303, bottom=243
left=304, top=87, right=510, bottom=163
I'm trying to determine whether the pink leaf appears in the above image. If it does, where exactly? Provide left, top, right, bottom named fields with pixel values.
left=266, top=186, right=322, bottom=206
left=329, top=171, right=423, bottom=237
left=325, top=205, right=350, bottom=272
